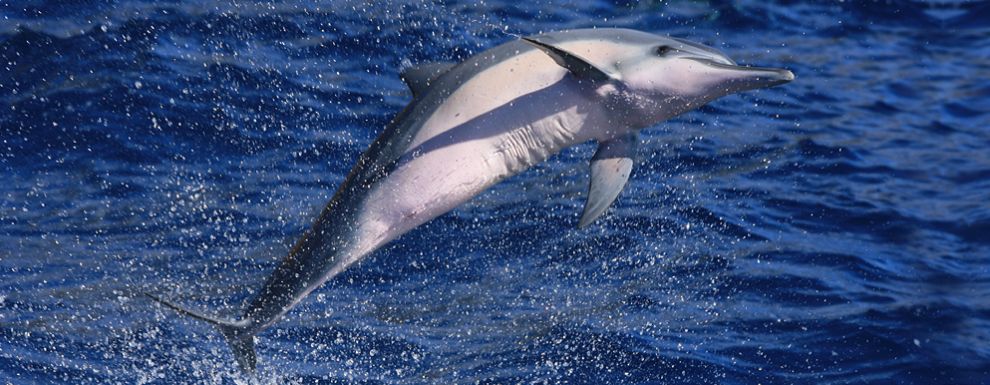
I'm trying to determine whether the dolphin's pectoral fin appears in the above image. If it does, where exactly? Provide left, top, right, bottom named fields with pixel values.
left=579, top=133, right=638, bottom=228
left=400, top=62, right=456, bottom=97
left=521, top=36, right=616, bottom=85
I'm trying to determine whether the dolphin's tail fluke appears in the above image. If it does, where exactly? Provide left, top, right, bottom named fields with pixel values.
left=144, top=292, right=257, bottom=373
left=218, top=326, right=257, bottom=374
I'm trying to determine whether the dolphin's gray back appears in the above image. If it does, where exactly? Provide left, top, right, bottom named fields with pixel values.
left=343, top=28, right=659, bottom=184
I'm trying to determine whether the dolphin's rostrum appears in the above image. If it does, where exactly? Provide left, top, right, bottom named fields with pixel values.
left=147, top=28, right=794, bottom=373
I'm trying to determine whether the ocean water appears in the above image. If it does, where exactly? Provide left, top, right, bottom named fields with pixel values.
left=2, top=0, right=989, bottom=384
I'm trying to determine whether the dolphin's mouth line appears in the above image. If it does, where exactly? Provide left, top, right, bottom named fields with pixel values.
left=685, top=57, right=795, bottom=82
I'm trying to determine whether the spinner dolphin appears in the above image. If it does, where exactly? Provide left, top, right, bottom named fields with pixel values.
left=147, top=28, right=794, bottom=373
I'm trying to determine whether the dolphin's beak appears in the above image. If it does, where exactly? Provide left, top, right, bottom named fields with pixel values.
left=689, top=58, right=795, bottom=92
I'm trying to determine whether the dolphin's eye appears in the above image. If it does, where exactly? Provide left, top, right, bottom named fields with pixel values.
left=656, top=45, right=672, bottom=56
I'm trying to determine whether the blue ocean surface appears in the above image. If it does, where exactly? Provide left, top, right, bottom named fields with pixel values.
left=2, top=0, right=989, bottom=384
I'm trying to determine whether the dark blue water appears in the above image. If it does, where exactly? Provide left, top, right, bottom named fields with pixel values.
left=2, top=0, right=989, bottom=384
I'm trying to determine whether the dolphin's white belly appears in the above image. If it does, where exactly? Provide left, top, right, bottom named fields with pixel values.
left=346, top=78, right=599, bottom=259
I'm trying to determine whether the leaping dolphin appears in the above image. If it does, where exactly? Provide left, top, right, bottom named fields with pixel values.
left=147, top=28, right=794, bottom=373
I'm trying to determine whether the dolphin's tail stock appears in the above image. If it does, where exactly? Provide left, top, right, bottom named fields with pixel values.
left=144, top=292, right=258, bottom=374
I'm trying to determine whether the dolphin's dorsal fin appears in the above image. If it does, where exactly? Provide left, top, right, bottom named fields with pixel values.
left=400, top=62, right=455, bottom=97
left=579, top=133, right=638, bottom=228
left=521, top=36, right=615, bottom=85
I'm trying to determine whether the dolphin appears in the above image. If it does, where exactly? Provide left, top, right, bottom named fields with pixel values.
left=147, top=28, right=793, bottom=373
